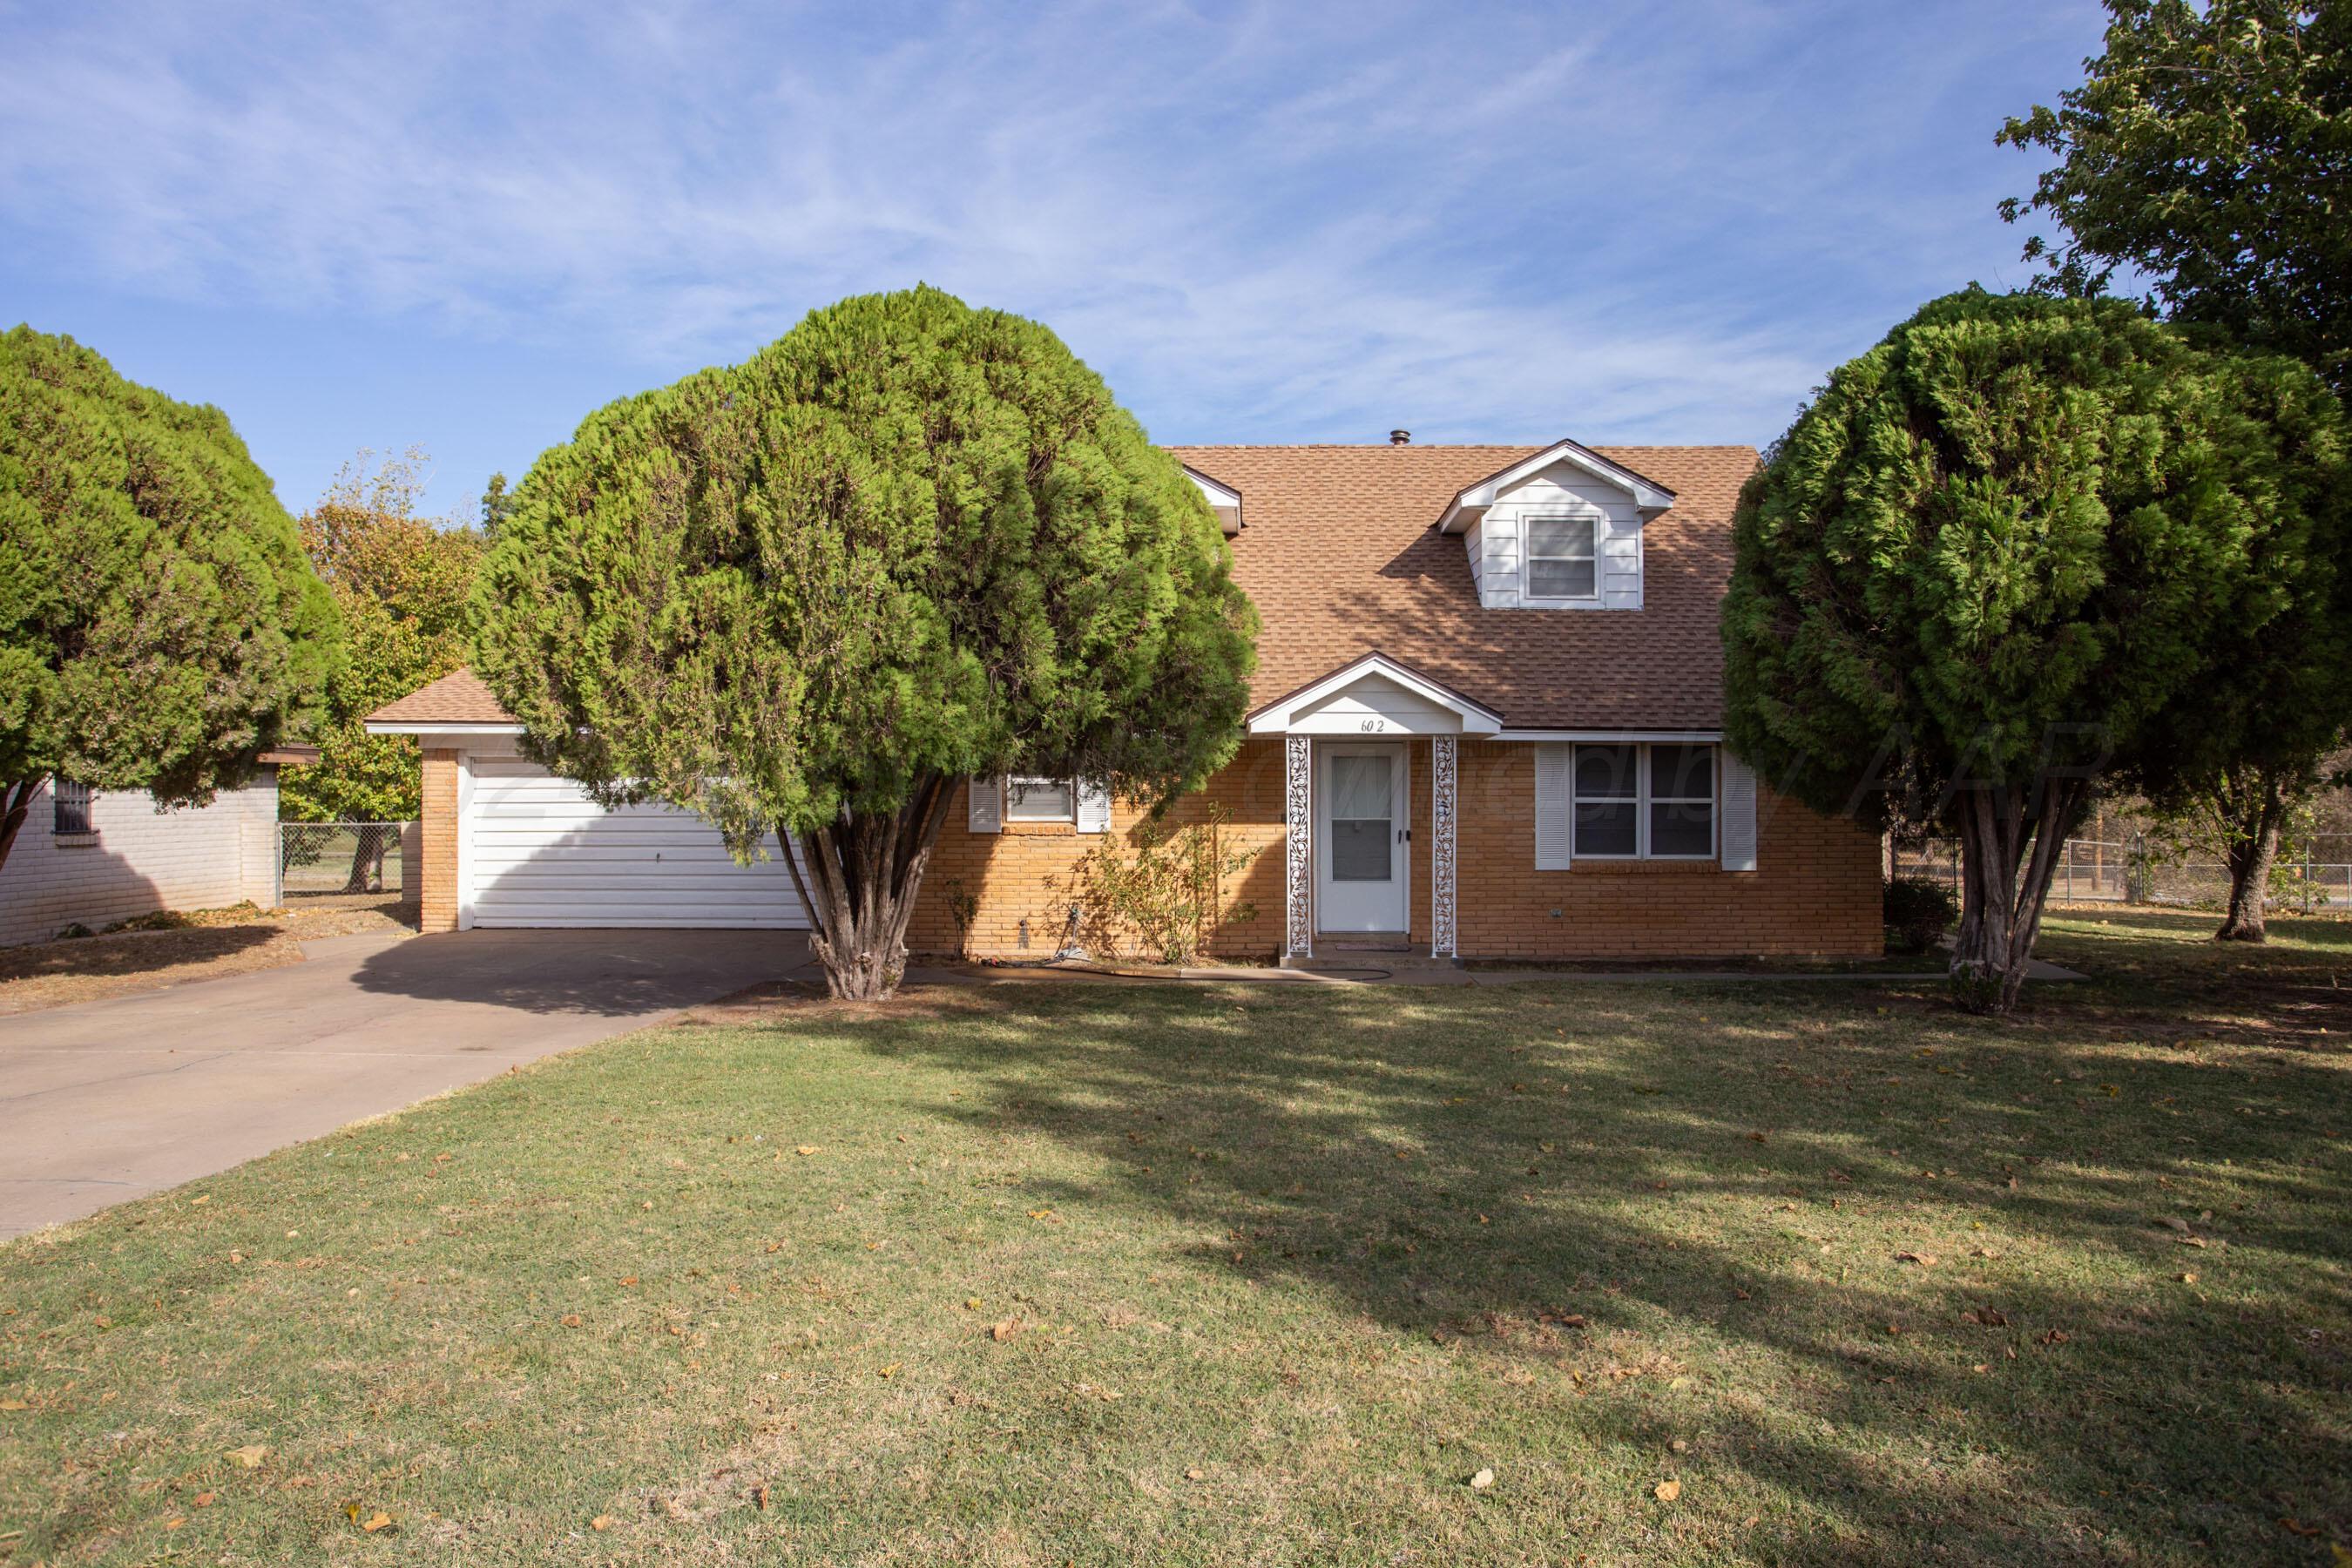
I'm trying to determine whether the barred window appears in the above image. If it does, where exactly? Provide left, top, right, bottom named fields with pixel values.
left=53, top=780, right=92, bottom=835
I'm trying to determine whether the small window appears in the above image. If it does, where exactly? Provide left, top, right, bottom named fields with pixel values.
left=1570, top=744, right=1716, bottom=860
left=1005, top=776, right=1075, bottom=822
left=1525, top=514, right=1598, bottom=599
left=53, top=780, right=92, bottom=835
left=1647, top=744, right=1717, bottom=858
left=1572, top=745, right=1639, bottom=858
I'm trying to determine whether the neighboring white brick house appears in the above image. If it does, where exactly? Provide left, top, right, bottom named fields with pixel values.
left=0, top=755, right=307, bottom=947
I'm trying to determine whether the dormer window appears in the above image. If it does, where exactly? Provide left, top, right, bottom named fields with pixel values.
left=1436, top=438, right=1676, bottom=612
left=1524, top=515, right=1598, bottom=600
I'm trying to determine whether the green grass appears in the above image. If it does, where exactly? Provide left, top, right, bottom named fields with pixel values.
left=3, top=910, right=2349, bottom=1565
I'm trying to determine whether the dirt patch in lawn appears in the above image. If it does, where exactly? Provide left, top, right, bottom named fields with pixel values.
left=0, top=898, right=419, bottom=1016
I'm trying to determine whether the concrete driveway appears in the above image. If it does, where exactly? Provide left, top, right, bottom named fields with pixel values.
left=0, top=928, right=806, bottom=1240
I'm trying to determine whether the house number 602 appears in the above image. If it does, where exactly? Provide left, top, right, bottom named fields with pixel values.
left=1358, top=719, right=1387, bottom=733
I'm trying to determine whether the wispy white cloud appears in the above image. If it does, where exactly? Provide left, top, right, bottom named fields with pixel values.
left=0, top=0, right=2097, bottom=449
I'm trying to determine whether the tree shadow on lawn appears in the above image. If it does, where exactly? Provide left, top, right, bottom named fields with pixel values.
left=855, top=971, right=2352, bottom=1563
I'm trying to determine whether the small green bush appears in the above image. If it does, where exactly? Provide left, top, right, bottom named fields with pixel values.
left=1884, top=875, right=1957, bottom=955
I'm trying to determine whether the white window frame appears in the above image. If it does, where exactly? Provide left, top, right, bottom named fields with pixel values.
left=1004, top=775, right=1077, bottom=824
left=1571, top=743, right=1717, bottom=861
left=1522, top=511, right=1601, bottom=603
left=1645, top=743, right=1719, bottom=861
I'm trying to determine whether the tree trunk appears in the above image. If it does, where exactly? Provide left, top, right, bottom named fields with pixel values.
left=0, top=777, right=39, bottom=884
left=339, top=828, right=384, bottom=895
left=2215, top=770, right=2288, bottom=943
left=778, top=773, right=956, bottom=1000
left=1948, top=775, right=2092, bottom=1016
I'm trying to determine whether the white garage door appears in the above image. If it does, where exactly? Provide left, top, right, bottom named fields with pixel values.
left=465, top=759, right=808, bottom=929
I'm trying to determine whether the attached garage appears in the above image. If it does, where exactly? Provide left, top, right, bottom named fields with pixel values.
left=463, top=759, right=806, bottom=929
left=363, top=673, right=806, bottom=932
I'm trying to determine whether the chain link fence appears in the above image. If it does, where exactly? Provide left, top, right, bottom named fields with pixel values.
left=280, top=821, right=413, bottom=899
left=1894, top=835, right=2352, bottom=912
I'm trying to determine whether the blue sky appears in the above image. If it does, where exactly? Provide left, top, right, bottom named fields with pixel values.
left=1, top=0, right=2106, bottom=521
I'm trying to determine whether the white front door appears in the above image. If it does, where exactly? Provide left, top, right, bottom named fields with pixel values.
left=1316, top=742, right=1408, bottom=933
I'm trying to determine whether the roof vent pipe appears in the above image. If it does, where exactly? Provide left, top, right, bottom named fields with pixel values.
left=1389, top=429, right=1410, bottom=445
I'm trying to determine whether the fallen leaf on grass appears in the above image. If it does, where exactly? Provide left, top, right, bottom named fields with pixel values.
left=193, top=1491, right=215, bottom=1506
left=1961, top=1308, right=2009, bottom=1328
left=795, top=1146, right=821, bottom=1157
left=226, top=1444, right=268, bottom=1468
left=0, top=1400, right=27, bottom=1412
left=990, top=1319, right=1023, bottom=1342
left=164, top=1516, right=186, bottom=1530
left=1469, top=1469, right=1494, bottom=1490
left=1655, top=1479, right=1682, bottom=1502
left=560, top=1315, right=583, bottom=1328
left=877, top=1363, right=902, bottom=1379
left=2180, top=1272, right=2199, bottom=1284
left=1185, top=1468, right=1206, bottom=1482
left=591, top=1515, right=615, bottom=1531
left=361, top=1511, right=393, bottom=1534
left=1896, top=1252, right=1938, bottom=1267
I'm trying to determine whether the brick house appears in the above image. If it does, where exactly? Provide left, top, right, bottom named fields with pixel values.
left=0, top=748, right=316, bottom=947
left=365, top=439, right=1883, bottom=962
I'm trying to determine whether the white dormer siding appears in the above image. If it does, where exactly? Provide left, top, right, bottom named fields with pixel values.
left=1468, top=463, right=1644, bottom=611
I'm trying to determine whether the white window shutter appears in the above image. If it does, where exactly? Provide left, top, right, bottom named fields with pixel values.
left=967, top=776, right=1003, bottom=834
left=1720, top=750, right=1758, bottom=871
left=1534, top=743, right=1572, bottom=870
left=1076, top=778, right=1111, bottom=834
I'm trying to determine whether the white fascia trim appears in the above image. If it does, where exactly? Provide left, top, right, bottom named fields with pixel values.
left=1246, top=653, right=1504, bottom=736
left=1183, top=465, right=1243, bottom=533
left=1497, top=728, right=1724, bottom=743
left=1437, top=441, right=1675, bottom=532
left=363, top=720, right=528, bottom=737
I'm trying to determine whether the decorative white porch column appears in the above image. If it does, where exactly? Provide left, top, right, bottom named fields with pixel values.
left=1431, top=734, right=1458, bottom=959
left=1284, top=734, right=1312, bottom=959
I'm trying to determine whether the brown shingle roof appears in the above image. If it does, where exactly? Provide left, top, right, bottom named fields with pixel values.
left=364, top=667, right=516, bottom=726
left=367, top=443, right=1756, bottom=733
left=1174, top=443, right=1757, bottom=730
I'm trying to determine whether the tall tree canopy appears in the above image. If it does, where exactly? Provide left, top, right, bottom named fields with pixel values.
left=0, top=325, right=340, bottom=880
left=1723, top=289, right=2349, bottom=1012
left=2002, top=0, right=2352, bottom=939
left=1999, top=0, right=2352, bottom=394
left=279, top=449, right=484, bottom=825
left=471, top=287, right=1257, bottom=997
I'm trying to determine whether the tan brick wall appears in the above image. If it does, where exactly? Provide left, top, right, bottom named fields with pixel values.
left=1450, top=740, right=1883, bottom=959
left=419, top=748, right=460, bottom=934
left=917, top=737, right=1881, bottom=962
left=909, top=740, right=1288, bottom=960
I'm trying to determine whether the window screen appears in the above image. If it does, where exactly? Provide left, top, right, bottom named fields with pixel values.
left=1328, top=753, right=1394, bottom=882
left=1525, top=515, right=1598, bottom=598
left=1005, top=777, right=1073, bottom=821
left=1572, top=744, right=1638, bottom=857
left=1647, top=744, right=1716, bottom=857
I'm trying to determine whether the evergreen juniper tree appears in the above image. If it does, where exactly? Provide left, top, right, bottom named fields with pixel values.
left=0, top=326, right=341, bottom=887
left=1723, top=289, right=2348, bottom=1013
left=470, top=287, right=1256, bottom=999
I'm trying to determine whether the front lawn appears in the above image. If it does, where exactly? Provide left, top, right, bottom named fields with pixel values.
left=3, top=912, right=2348, bottom=1565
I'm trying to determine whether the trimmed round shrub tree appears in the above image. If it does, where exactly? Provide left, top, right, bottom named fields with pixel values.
left=0, top=326, right=341, bottom=881
left=471, top=287, right=1257, bottom=999
left=1723, top=289, right=2349, bottom=1013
